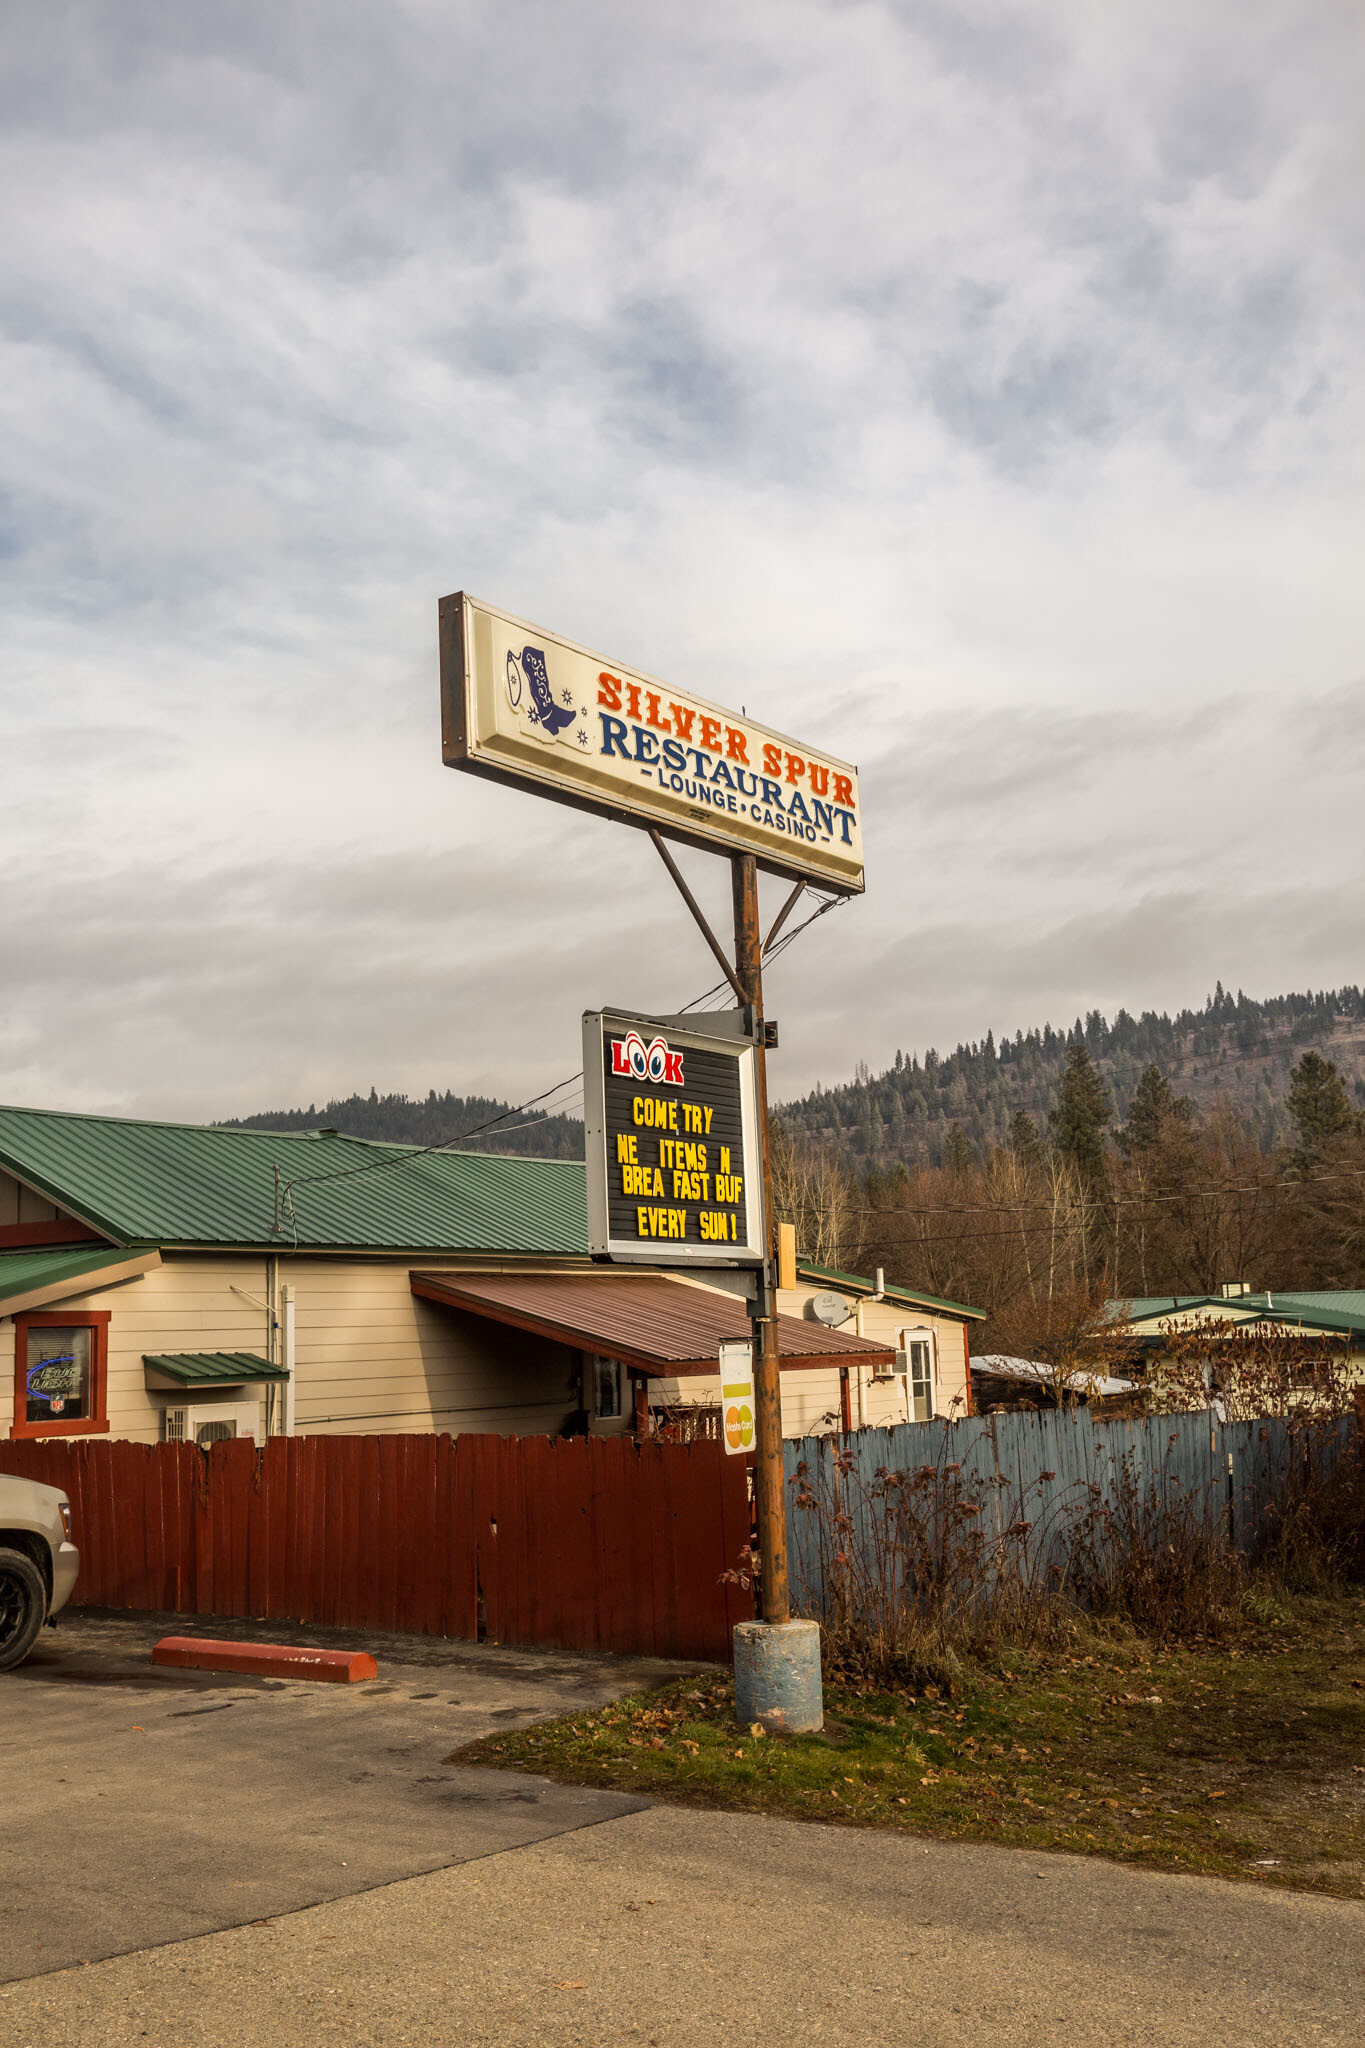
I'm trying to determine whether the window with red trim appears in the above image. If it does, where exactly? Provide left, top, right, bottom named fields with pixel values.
left=10, top=1310, right=110, bottom=1439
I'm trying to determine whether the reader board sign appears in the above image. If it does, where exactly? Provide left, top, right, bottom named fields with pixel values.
left=440, top=592, right=865, bottom=894
left=719, top=1341, right=756, bottom=1455
left=583, top=1010, right=765, bottom=1266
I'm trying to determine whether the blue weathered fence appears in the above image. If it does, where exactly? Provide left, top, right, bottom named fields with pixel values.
left=783, top=1409, right=1359, bottom=1619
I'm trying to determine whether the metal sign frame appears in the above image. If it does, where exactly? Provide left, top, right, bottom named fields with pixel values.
left=440, top=590, right=865, bottom=895
left=583, top=1008, right=765, bottom=1267
left=436, top=585, right=867, bottom=1649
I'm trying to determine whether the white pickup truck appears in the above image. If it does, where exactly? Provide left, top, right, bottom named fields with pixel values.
left=0, top=1475, right=80, bottom=1670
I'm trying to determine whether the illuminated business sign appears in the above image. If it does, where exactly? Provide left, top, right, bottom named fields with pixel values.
left=440, top=592, right=864, bottom=893
left=583, top=1010, right=765, bottom=1266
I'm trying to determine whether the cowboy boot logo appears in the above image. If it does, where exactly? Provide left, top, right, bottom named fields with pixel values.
left=506, top=643, right=577, bottom=741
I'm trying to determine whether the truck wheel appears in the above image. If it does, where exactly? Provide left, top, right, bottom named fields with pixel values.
left=0, top=1547, right=47, bottom=1672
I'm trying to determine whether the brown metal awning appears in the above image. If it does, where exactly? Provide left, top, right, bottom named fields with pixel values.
left=411, top=1270, right=896, bottom=1377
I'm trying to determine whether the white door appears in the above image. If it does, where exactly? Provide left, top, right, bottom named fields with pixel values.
left=900, top=1328, right=937, bottom=1422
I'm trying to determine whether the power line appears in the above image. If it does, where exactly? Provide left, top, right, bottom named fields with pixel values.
left=273, top=1073, right=588, bottom=1246
left=765, top=888, right=846, bottom=962
left=270, top=872, right=846, bottom=1229
left=852, top=1222, right=1315, bottom=1253
left=278, top=1072, right=585, bottom=1201
left=484, top=1101, right=585, bottom=1138
left=677, top=888, right=847, bottom=1014
left=845, top=1161, right=1365, bottom=1220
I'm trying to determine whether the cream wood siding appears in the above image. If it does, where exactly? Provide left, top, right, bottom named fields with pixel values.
left=1124, top=1308, right=1260, bottom=1338
left=647, top=1375, right=718, bottom=1415
left=649, top=1366, right=844, bottom=1437
left=0, top=1258, right=265, bottom=1444
left=0, top=1170, right=68, bottom=1227
left=648, top=1298, right=971, bottom=1440
left=290, top=1262, right=577, bottom=1437
left=778, top=1283, right=973, bottom=1430
left=1, top=1255, right=585, bottom=1445
left=778, top=1368, right=844, bottom=1436
left=1, top=1252, right=977, bottom=1447
left=648, top=1287, right=973, bottom=1439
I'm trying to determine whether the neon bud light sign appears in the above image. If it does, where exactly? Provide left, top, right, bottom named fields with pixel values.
left=611, top=1032, right=685, bottom=1086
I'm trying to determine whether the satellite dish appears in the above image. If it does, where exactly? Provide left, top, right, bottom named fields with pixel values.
left=808, top=1291, right=852, bottom=1328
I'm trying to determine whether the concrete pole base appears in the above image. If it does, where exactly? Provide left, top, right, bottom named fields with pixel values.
left=733, top=1619, right=824, bottom=1734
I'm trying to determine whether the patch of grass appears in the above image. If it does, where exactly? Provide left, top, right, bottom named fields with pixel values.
left=450, top=1590, right=1365, bottom=1898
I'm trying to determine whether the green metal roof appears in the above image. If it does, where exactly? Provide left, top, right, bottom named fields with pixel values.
left=0, top=1244, right=158, bottom=1312
left=1269, top=1290, right=1365, bottom=1324
left=143, top=1352, right=289, bottom=1385
left=1112, top=1292, right=1365, bottom=1338
left=796, top=1261, right=985, bottom=1322
left=1116, top=1295, right=1230, bottom=1321
left=1256, top=1296, right=1365, bottom=1337
left=0, top=1103, right=590, bottom=1256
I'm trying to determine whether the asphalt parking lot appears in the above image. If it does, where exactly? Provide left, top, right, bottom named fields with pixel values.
left=0, top=1608, right=699, bottom=1982
left=8, top=1796, right=1365, bottom=2047
left=5, top=1611, right=1365, bottom=2045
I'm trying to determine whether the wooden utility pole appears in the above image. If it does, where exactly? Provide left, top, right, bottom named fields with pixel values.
left=731, top=852, right=790, bottom=1626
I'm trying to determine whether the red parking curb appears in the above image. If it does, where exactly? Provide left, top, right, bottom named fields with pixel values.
left=151, top=1636, right=378, bottom=1683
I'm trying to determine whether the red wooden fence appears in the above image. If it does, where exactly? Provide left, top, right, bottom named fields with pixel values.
left=0, top=1432, right=754, bottom=1662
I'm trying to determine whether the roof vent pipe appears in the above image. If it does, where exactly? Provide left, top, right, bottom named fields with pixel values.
left=874, top=1268, right=885, bottom=1299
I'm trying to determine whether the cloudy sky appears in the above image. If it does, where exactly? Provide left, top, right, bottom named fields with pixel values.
left=2, top=1, right=1362, bottom=1124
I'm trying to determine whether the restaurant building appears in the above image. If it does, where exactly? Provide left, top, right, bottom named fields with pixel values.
left=0, top=1105, right=981, bottom=1449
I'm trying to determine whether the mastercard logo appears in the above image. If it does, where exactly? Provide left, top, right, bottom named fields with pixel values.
left=724, top=1400, right=755, bottom=1452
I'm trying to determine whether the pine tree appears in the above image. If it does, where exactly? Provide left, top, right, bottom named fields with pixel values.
left=941, top=1125, right=973, bottom=1175
left=1288, top=1051, right=1359, bottom=1162
left=1049, top=1040, right=1112, bottom=1176
left=1008, top=1109, right=1043, bottom=1170
left=1118, top=1063, right=1194, bottom=1158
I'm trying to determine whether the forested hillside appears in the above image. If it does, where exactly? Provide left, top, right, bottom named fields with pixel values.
left=224, top=985, right=1365, bottom=1307
left=224, top=986, right=1365, bottom=1172
left=779, top=985, right=1365, bottom=1169
left=219, top=1089, right=583, bottom=1158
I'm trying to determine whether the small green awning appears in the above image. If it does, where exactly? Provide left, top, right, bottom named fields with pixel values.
left=143, top=1351, right=289, bottom=1386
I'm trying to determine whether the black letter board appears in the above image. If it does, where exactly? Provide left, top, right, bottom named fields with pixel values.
left=583, top=1010, right=765, bottom=1266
